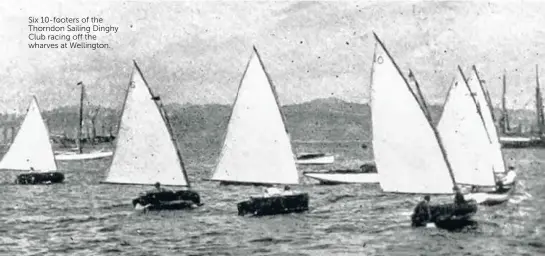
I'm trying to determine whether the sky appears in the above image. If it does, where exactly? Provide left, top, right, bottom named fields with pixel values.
left=1, top=0, right=544, bottom=113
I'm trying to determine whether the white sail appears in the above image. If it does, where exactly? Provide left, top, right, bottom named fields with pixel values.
left=0, top=97, right=57, bottom=171
left=211, top=47, right=299, bottom=185
left=466, top=68, right=506, bottom=174
left=371, top=35, right=454, bottom=194
left=104, top=62, right=189, bottom=186
left=437, top=69, right=497, bottom=187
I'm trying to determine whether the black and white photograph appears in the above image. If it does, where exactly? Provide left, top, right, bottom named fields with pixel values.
left=0, top=0, right=542, bottom=255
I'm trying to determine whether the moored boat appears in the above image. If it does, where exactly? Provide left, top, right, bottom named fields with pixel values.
left=102, top=61, right=200, bottom=211
left=54, top=82, right=113, bottom=161
left=498, top=66, right=545, bottom=148
left=295, top=153, right=335, bottom=165
left=303, top=163, right=378, bottom=184
left=210, top=47, right=309, bottom=216
left=55, top=150, right=113, bottom=161
left=0, top=97, right=64, bottom=185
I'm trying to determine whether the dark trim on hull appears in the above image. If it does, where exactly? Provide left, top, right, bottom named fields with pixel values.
left=218, top=181, right=275, bottom=187
left=15, top=172, right=65, bottom=185
left=434, top=218, right=478, bottom=232
left=132, top=190, right=202, bottom=211
left=500, top=138, right=545, bottom=148
left=412, top=200, right=478, bottom=230
left=237, top=193, right=309, bottom=216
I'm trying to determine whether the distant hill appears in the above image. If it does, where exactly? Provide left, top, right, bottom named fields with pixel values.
left=0, top=97, right=539, bottom=146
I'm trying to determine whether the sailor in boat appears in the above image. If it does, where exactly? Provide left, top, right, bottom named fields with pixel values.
left=500, top=166, right=517, bottom=184
left=29, top=167, right=36, bottom=183
left=139, top=182, right=171, bottom=196
left=283, top=185, right=294, bottom=195
left=453, top=186, right=466, bottom=205
left=411, top=195, right=432, bottom=227
left=263, top=186, right=295, bottom=197
left=152, top=182, right=170, bottom=192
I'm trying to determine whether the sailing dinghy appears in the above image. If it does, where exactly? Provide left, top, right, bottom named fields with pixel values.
left=102, top=61, right=201, bottom=211
left=0, top=97, right=64, bottom=184
left=370, top=33, right=477, bottom=228
left=454, top=66, right=516, bottom=205
left=55, top=82, right=113, bottom=161
left=210, top=47, right=309, bottom=216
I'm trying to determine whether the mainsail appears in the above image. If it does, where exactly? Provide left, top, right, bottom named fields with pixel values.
left=104, top=61, right=190, bottom=186
left=437, top=67, right=497, bottom=187
left=371, top=34, right=455, bottom=194
left=466, top=66, right=506, bottom=173
left=211, top=47, right=299, bottom=185
left=0, top=97, right=57, bottom=171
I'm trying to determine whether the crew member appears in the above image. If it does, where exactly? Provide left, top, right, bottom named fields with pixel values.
left=453, top=186, right=466, bottom=205
left=153, top=182, right=168, bottom=192
left=411, top=195, right=432, bottom=227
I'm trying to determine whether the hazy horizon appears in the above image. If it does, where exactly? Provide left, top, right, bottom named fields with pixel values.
left=2, top=1, right=545, bottom=113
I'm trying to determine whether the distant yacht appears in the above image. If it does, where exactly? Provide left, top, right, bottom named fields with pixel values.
left=0, top=97, right=64, bottom=185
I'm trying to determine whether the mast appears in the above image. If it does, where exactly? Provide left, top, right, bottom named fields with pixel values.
left=500, top=71, right=509, bottom=134
left=483, top=88, right=495, bottom=121
left=408, top=70, right=431, bottom=122
left=536, top=65, right=544, bottom=135
left=77, top=82, right=84, bottom=153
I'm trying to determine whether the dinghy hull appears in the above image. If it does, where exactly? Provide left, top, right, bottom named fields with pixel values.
left=411, top=200, right=478, bottom=228
left=237, top=193, right=309, bottom=216
left=295, top=154, right=334, bottom=165
left=499, top=136, right=545, bottom=148
left=219, top=181, right=274, bottom=187
left=55, top=151, right=113, bottom=161
left=132, top=190, right=202, bottom=211
left=15, top=172, right=64, bottom=185
left=464, top=184, right=515, bottom=206
left=303, top=172, right=379, bottom=184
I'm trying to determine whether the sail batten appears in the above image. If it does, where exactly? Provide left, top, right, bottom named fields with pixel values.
left=104, top=61, right=189, bottom=186
left=211, top=47, right=299, bottom=185
left=437, top=68, right=497, bottom=187
left=371, top=34, right=454, bottom=194
left=0, top=97, right=57, bottom=172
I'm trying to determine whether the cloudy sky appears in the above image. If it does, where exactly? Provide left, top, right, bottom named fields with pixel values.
left=1, top=0, right=544, bottom=113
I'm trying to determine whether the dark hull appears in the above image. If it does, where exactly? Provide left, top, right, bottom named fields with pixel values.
left=132, top=190, right=202, bottom=211
left=16, top=172, right=65, bottom=185
left=500, top=137, right=545, bottom=148
left=412, top=200, right=478, bottom=229
left=219, top=181, right=274, bottom=187
left=434, top=218, right=478, bottom=231
left=237, top=193, right=309, bottom=216
left=296, top=153, right=326, bottom=160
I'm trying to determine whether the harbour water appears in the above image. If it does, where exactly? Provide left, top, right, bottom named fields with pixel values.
left=0, top=142, right=543, bottom=255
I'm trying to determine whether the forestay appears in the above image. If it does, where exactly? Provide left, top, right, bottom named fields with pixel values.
left=0, top=97, right=57, bottom=171
left=437, top=69, right=496, bottom=187
left=211, top=47, right=299, bottom=185
left=104, top=62, right=189, bottom=186
left=371, top=35, right=454, bottom=194
left=466, top=68, right=506, bottom=174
